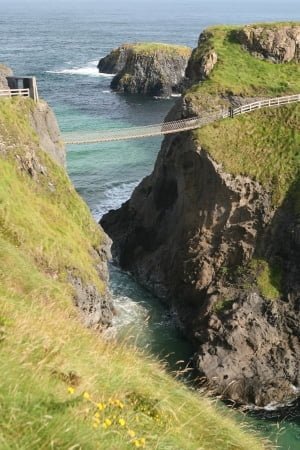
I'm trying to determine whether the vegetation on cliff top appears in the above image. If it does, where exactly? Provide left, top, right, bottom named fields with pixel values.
left=120, top=42, right=191, bottom=57
left=0, top=98, right=268, bottom=449
left=189, top=23, right=300, bottom=96
left=195, top=103, right=300, bottom=207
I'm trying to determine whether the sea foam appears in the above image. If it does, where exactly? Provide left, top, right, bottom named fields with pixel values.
left=46, top=60, right=115, bottom=78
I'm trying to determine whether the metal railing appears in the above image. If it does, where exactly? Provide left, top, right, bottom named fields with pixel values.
left=0, top=88, right=30, bottom=98
left=61, top=92, right=300, bottom=144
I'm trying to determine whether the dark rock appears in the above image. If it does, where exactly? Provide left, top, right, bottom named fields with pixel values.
left=98, top=45, right=131, bottom=74
left=99, top=43, right=192, bottom=97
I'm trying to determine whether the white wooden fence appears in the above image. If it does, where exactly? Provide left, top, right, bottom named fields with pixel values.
left=231, top=94, right=300, bottom=116
left=0, top=88, right=30, bottom=98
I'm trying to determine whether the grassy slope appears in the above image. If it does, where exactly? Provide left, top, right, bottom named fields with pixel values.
left=195, top=103, right=300, bottom=207
left=189, top=23, right=300, bottom=96
left=0, top=98, right=268, bottom=449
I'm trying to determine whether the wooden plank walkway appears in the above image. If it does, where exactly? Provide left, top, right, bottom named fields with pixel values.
left=63, top=93, right=299, bottom=145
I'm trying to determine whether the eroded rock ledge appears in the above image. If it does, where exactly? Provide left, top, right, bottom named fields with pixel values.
left=98, top=43, right=192, bottom=97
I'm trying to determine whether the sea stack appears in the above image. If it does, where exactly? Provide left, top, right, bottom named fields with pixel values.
left=98, top=43, right=192, bottom=97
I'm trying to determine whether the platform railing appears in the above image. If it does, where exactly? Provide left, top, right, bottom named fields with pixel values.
left=0, top=88, right=30, bottom=98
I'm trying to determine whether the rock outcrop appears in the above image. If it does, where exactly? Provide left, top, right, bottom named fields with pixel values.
left=29, top=100, right=66, bottom=167
left=101, top=23, right=300, bottom=406
left=99, top=43, right=192, bottom=97
left=236, top=24, right=300, bottom=63
left=0, top=63, right=13, bottom=89
left=98, top=45, right=131, bottom=74
left=185, top=31, right=218, bottom=82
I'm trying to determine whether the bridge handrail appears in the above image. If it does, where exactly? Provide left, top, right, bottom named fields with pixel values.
left=0, top=88, right=30, bottom=98
left=63, top=93, right=300, bottom=144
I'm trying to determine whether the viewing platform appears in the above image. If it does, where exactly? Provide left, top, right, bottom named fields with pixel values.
left=0, top=76, right=39, bottom=102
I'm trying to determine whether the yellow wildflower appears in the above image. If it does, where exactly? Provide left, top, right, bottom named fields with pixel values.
left=132, top=440, right=141, bottom=448
left=118, top=401, right=124, bottom=409
left=128, top=430, right=136, bottom=438
left=140, top=438, right=146, bottom=447
left=118, top=418, right=126, bottom=427
left=92, top=422, right=99, bottom=429
left=97, top=402, right=104, bottom=411
left=83, top=392, right=90, bottom=400
left=104, top=418, right=112, bottom=427
left=94, top=412, right=100, bottom=419
left=67, top=386, right=75, bottom=395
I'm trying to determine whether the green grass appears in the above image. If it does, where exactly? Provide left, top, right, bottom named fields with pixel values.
left=188, top=23, right=300, bottom=96
left=250, top=260, right=282, bottom=300
left=123, top=42, right=192, bottom=58
left=0, top=98, right=105, bottom=291
left=195, top=103, right=300, bottom=206
left=0, top=97, right=270, bottom=448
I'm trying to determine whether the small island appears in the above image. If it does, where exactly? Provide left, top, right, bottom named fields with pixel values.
left=98, top=43, right=192, bottom=97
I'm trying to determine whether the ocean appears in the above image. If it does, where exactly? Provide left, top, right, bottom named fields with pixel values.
left=1, top=0, right=300, bottom=447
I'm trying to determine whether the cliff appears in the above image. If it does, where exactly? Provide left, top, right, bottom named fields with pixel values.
left=0, top=96, right=113, bottom=328
left=97, top=44, right=131, bottom=73
left=0, top=89, right=267, bottom=447
left=0, top=63, right=12, bottom=89
left=99, top=43, right=192, bottom=97
left=101, top=23, right=300, bottom=407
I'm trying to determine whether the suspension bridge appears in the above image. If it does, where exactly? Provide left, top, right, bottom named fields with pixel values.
left=62, top=93, right=300, bottom=145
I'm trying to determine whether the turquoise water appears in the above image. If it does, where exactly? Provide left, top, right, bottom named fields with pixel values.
left=1, top=1, right=300, bottom=447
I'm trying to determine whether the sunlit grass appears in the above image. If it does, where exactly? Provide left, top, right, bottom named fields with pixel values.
left=195, top=103, right=300, bottom=206
left=189, top=23, right=300, bottom=96
left=0, top=97, right=269, bottom=449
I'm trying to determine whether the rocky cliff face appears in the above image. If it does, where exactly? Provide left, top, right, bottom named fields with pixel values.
left=99, top=43, right=191, bottom=97
left=101, top=23, right=300, bottom=406
left=185, top=31, right=218, bottom=83
left=0, top=63, right=13, bottom=89
left=29, top=100, right=66, bottom=167
left=98, top=45, right=131, bottom=74
left=237, top=24, right=300, bottom=63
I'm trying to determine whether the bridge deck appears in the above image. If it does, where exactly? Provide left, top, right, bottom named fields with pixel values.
left=62, top=94, right=300, bottom=145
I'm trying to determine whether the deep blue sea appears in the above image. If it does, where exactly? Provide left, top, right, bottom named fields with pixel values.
left=1, top=0, right=300, bottom=447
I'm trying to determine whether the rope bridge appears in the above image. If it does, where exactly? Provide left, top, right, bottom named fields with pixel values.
left=63, top=94, right=300, bottom=145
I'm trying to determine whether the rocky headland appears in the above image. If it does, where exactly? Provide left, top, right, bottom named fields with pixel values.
left=98, top=43, right=192, bottom=97
left=101, top=23, right=300, bottom=407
